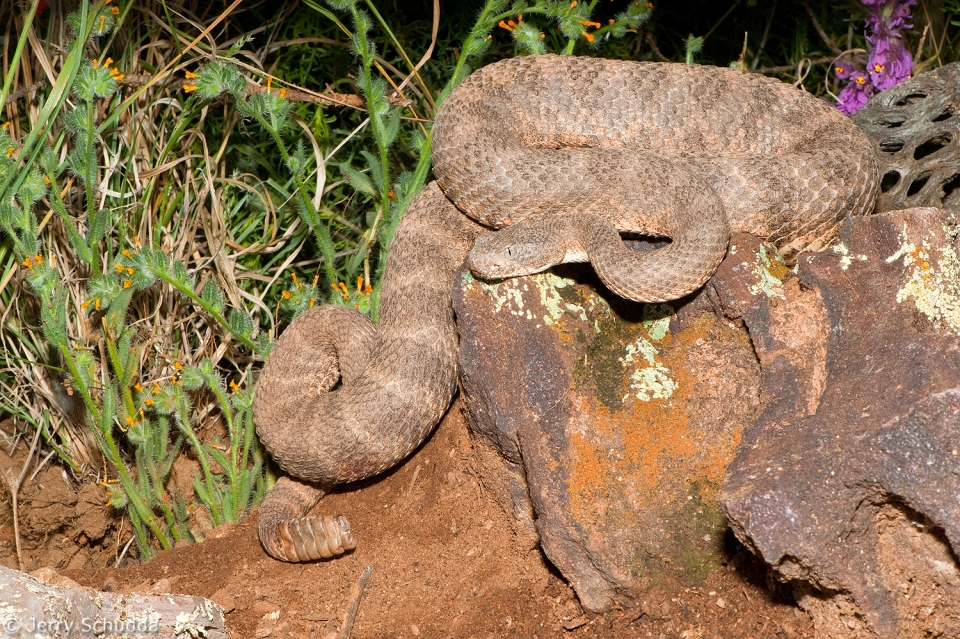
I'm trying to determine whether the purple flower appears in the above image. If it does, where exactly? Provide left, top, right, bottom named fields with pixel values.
left=833, top=0, right=915, bottom=114
left=867, top=35, right=913, bottom=90
left=863, top=0, right=915, bottom=34
left=832, top=59, right=858, bottom=80
left=836, top=69, right=876, bottom=115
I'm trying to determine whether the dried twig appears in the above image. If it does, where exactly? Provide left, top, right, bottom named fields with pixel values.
left=802, top=1, right=843, bottom=56
left=406, top=463, right=421, bottom=497
left=2, top=80, right=47, bottom=106
left=339, top=564, right=375, bottom=639
left=4, top=425, right=43, bottom=571
left=644, top=31, right=670, bottom=62
left=754, top=56, right=835, bottom=75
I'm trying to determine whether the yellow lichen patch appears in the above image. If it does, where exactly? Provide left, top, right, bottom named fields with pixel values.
left=747, top=244, right=791, bottom=299
left=537, top=272, right=589, bottom=325
left=887, top=223, right=960, bottom=335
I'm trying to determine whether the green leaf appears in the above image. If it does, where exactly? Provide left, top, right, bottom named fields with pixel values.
left=227, top=308, right=254, bottom=339
left=361, top=150, right=385, bottom=194
left=255, top=333, right=272, bottom=357
left=40, top=289, right=69, bottom=349
left=208, top=447, right=230, bottom=472
left=340, top=163, right=377, bottom=197
left=382, top=110, right=400, bottom=148
left=201, top=279, right=226, bottom=315
left=86, top=208, right=111, bottom=247
left=180, top=366, right=205, bottom=391
left=143, top=248, right=169, bottom=272
left=171, top=260, right=190, bottom=288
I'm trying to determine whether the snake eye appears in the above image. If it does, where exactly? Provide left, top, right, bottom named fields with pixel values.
left=506, top=247, right=513, bottom=257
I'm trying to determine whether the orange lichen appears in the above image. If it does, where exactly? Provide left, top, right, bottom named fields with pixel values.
left=565, top=314, right=744, bottom=523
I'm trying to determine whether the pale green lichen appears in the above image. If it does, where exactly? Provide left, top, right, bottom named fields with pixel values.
left=468, top=270, right=608, bottom=328
left=831, top=241, right=868, bottom=271
left=886, top=223, right=960, bottom=335
left=537, top=272, right=587, bottom=325
left=746, top=244, right=786, bottom=299
left=620, top=336, right=677, bottom=402
left=463, top=272, right=529, bottom=318
left=642, top=303, right=673, bottom=341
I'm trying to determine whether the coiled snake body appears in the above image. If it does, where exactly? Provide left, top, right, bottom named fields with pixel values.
left=253, top=55, right=878, bottom=561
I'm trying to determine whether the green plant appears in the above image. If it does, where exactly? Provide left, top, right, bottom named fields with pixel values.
left=0, top=0, right=266, bottom=560
left=188, top=0, right=652, bottom=322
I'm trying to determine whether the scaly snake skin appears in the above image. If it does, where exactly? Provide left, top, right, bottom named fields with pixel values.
left=254, top=55, right=879, bottom=561
left=436, top=55, right=878, bottom=301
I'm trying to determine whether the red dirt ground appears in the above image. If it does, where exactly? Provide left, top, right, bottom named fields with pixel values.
left=0, top=405, right=814, bottom=638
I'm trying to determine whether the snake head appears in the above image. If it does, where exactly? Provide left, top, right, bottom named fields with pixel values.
left=467, top=219, right=582, bottom=280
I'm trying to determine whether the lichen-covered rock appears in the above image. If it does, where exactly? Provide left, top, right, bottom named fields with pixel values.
left=454, top=263, right=761, bottom=612
left=718, top=207, right=960, bottom=639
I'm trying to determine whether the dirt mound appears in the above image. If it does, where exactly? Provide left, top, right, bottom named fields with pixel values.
left=38, top=404, right=809, bottom=637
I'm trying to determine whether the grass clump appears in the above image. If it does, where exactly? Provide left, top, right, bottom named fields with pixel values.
left=0, top=0, right=268, bottom=561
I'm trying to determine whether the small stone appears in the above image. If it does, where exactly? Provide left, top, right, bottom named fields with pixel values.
left=253, top=600, right=281, bottom=616
left=659, top=600, right=672, bottom=619
left=29, top=567, right=80, bottom=589
left=561, top=616, right=589, bottom=630
left=254, top=610, right=281, bottom=638
left=410, top=624, right=420, bottom=636
left=210, top=588, right=236, bottom=614
left=715, top=597, right=726, bottom=609
left=150, top=578, right=172, bottom=594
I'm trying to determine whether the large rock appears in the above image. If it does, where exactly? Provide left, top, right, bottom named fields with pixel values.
left=454, top=259, right=762, bottom=612
left=718, top=207, right=960, bottom=638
